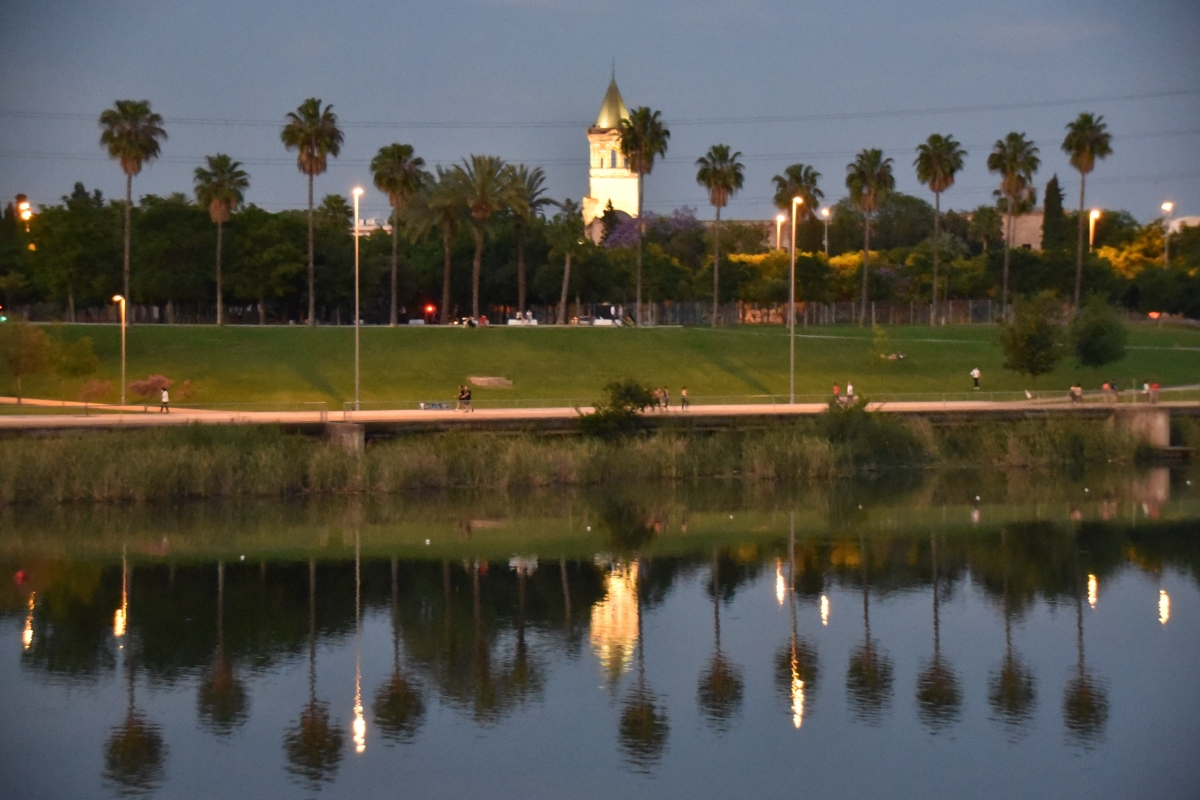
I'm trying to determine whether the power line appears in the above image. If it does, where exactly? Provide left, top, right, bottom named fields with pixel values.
left=1, top=88, right=1195, bottom=130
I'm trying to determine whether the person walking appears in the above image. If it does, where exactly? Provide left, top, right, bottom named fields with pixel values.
left=462, top=385, right=473, bottom=412
left=455, top=385, right=467, bottom=411
left=662, top=386, right=671, bottom=411
left=160, top=386, right=169, bottom=413
left=970, top=367, right=981, bottom=390
left=680, top=386, right=689, bottom=411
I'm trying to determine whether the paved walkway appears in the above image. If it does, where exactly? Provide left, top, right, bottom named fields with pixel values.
left=1, top=396, right=1193, bottom=431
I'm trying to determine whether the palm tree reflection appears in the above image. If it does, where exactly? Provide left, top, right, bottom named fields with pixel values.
left=283, top=559, right=343, bottom=786
left=988, top=530, right=1036, bottom=734
left=915, top=533, right=962, bottom=731
left=618, top=560, right=668, bottom=772
left=197, top=561, right=248, bottom=734
left=104, top=557, right=167, bottom=795
left=373, top=558, right=425, bottom=744
left=697, top=549, right=745, bottom=731
left=774, top=519, right=818, bottom=728
left=1063, top=579, right=1109, bottom=746
left=845, top=536, right=894, bottom=723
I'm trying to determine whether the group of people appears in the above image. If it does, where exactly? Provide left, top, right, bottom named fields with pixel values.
left=651, top=386, right=689, bottom=411
left=832, top=382, right=856, bottom=405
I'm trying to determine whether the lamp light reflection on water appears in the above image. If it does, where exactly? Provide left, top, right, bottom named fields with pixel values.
left=1088, top=574, right=1098, bottom=608
left=775, top=560, right=786, bottom=606
left=1160, top=589, right=1170, bottom=625
left=790, top=658, right=805, bottom=729
left=22, top=592, right=35, bottom=650
left=820, top=595, right=830, bottom=626
left=590, top=561, right=640, bottom=679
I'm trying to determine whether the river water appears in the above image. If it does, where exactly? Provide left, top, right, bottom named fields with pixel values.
left=2, top=468, right=1199, bottom=799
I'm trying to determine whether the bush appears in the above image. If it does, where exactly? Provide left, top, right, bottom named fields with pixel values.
left=579, top=379, right=657, bottom=439
left=820, top=397, right=930, bottom=469
left=1071, top=296, right=1127, bottom=369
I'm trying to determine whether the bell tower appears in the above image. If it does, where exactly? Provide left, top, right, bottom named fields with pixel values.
left=582, top=76, right=638, bottom=228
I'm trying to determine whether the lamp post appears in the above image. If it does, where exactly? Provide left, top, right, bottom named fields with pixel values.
left=1162, top=201, right=1174, bottom=265
left=790, top=196, right=803, bottom=404
left=820, top=208, right=830, bottom=256
left=1088, top=209, right=1100, bottom=252
left=352, top=187, right=364, bottom=413
left=776, top=214, right=786, bottom=250
left=112, top=295, right=126, bottom=405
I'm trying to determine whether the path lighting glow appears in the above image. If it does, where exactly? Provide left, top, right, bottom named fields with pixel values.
left=1160, top=589, right=1170, bottom=625
left=1088, top=209, right=1101, bottom=252
left=775, top=559, right=786, bottom=606
left=820, top=594, right=830, bottom=626
left=1161, top=202, right=1174, bottom=265
left=775, top=214, right=786, bottom=250
left=112, top=295, right=127, bottom=405
left=1088, top=574, right=1098, bottom=608
left=789, top=196, right=804, bottom=404
left=820, top=207, right=831, bottom=256
left=16, top=195, right=33, bottom=231
left=352, top=187, right=364, bottom=413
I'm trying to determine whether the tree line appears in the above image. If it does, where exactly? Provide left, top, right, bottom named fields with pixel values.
left=1, top=100, right=1197, bottom=325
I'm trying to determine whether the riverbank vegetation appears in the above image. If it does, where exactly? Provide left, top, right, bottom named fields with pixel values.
left=0, top=413, right=1158, bottom=505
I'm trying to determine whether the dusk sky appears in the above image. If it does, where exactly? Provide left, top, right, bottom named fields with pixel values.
left=2, top=0, right=1197, bottom=224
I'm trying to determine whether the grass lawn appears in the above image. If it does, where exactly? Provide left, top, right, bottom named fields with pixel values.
left=3, top=321, right=1199, bottom=408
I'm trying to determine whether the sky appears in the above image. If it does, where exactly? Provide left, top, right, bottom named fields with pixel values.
left=1, top=0, right=1198, bottom=226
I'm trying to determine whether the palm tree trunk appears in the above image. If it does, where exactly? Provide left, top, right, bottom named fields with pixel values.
left=306, top=173, right=315, bottom=327
left=67, top=281, right=75, bottom=324
left=215, top=219, right=224, bottom=326
left=557, top=253, right=572, bottom=325
left=931, top=192, right=940, bottom=327
left=124, top=172, right=132, bottom=322
left=517, top=230, right=526, bottom=316
left=1002, top=209, right=1012, bottom=319
left=1074, top=172, right=1086, bottom=309
left=440, top=222, right=452, bottom=324
left=390, top=206, right=399, bottom=327
left=258, top=296, right=266, bottom=325
left=635, top=160, right=644, bottom=327
left=471, top=225, right=483, bottom=320
left=711, top=206, right=721, bottom=328
left=861, top=215, right=871, bottom=326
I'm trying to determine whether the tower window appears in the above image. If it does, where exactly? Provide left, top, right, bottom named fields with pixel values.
left=610, top=150, right=616, bottom=169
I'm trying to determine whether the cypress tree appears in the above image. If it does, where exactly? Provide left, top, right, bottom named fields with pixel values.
left=1041, top=174, right=1066, bottom=251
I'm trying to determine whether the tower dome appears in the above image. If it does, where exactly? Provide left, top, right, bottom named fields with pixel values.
left=594, top=78, right=629, bottom=130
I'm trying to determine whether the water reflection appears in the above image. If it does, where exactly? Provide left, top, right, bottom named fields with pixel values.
left=2, top=468, right=1198, bottom=797
left=845, top=536, right=895, bottom=724
left=282, top=560, right=344, bottom=787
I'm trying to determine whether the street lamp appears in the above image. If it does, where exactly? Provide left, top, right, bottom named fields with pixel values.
left=775, top=214, right=785, bottom=250
left=112, top=295, right=126, bottom=405
left=352, top=187, right=364, bottom=413
left=16, top=195, right=32, bottom=232
left=1088, top=209, right=1101, bottom=252
left=1162, top=201, right=1174, bottom=265
left=790, top=196, right=804, bottom=404
left=820, top=207, right=830, bottom=256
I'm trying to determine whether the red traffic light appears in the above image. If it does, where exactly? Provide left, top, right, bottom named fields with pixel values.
left=425, top=304, right=435, bottom=314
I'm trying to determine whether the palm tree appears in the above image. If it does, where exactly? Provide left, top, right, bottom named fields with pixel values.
left=406, top=168, right=464, bottom=324
left=696, top=145, right=745, bottom=328
left=987, top=133, right=1040, bottom=318
left=371, top=144, right=428, bottom=326
left=1063, top=575, right=1109, bottom=746
left=846, top=149, right=895, bottom=325
left=618, top=107, right=671, bottom=326
left=1062, top=113, right=1113, bottom=308
left=511, top=165, right=554, bottom=315
left=284, top=560, right=344, bottom=787
left=453, top=156, right=516, bottom=320
left=845, top=536, right=894, bottom=722
left=697, top=549, right=745, bottom=730
left=771, top=163, right=824, bottom=232
left=618, top=560, right=668, bottom=771
left=547, top=199, right=588, bottom=324
left=193, top=155, right=249, bottom=326
left=197, top=561, right=248, bottom=733
left=988, top=530, right=1037, bottom=736
left=914, top=134, right=967, bottom=325
left=373, top=558, right=426, bottom=743
left=280, top=98, right=344, bottom=326
left=915, top=533, right=962, bottom=731
left=99, top=100, right=167, bottom=309
left=775, top=525, right=818, bottom=728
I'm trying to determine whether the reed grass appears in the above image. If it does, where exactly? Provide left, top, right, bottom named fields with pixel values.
left=0, top=416, right=1145, bottom=505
